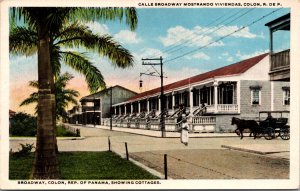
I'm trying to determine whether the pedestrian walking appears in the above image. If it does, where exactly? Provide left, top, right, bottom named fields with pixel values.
left=180, top=115, right=189, bottom=146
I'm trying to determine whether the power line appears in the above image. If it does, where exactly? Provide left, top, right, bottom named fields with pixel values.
left=164, top=8, right=282, bottom=64
left=146, top=9, right=241, bottom=59
left=147, top=8, right=251, bottom=59
left=165, top=8, right=255, bottom=56
left=162, top=9, right=248, bottom=55
left=121, top=8, right=282, bottom=92
left=120, top=9, right=253, bottom=89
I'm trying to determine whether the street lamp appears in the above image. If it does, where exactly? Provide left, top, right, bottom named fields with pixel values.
left=93, top=95, right=96, bottom=127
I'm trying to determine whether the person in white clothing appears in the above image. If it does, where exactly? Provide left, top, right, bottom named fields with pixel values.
left=180, top=115, right=189, bottom=146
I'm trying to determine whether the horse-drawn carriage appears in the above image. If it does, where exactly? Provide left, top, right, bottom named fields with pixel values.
left=232, top=111, right=290, bottom=140
left=258, top=111, right=290, bottom=140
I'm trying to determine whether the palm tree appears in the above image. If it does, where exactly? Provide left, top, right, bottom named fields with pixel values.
left=20, top=73, right=79, bottom=120
left=10, top=7, right=138, bottom=179
left=10, top=15, right=136, bottom=93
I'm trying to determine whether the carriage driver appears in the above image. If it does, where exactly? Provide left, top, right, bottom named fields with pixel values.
left=265, top=112, right=273, bottom=122
left=267, top=112, right=273, bottom=119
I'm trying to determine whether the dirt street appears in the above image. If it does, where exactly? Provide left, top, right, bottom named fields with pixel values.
left=131, top=149, right=289, bottom=179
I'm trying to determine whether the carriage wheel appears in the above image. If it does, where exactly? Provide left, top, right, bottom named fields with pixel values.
left=274, top=129, right=281, bottom=138
left=263, top=127, right=275, bottom=140
left=280, top=127, right=290, bottom=140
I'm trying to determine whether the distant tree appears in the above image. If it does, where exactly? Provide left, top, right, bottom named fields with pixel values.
left=10, top=112, right=37, bottom=137
left=20, top=72, right=79, bottom=120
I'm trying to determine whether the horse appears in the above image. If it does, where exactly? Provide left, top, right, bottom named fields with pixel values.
left=231, top=117, right=260, bottom=139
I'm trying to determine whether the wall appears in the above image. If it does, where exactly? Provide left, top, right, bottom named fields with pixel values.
left=101, top=86, right=137, bottom=118
left=215, top=114, right=239, bottom=132
left=215, top=80, right=290, bottom=132
left=240, top=56, right=270, bottom=81
left=272, top=81, right=290, bottom=111
left=239, top=80, right=271, bottom=120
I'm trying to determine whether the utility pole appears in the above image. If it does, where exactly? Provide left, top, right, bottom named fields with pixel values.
left=93, top=96, right=96, bottom=127
left=110, top=86, right=113, bottom=131
left=141, top=56, right=166, bottom=138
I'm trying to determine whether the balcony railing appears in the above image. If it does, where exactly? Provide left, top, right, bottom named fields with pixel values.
left=206, top=104, right=238, bottom=113
left=191, top=116, right=216, bottom=124
left=270, top=49, right=290, bottom=71
left=82, top=106, right=100, bottom=112
left=102, top=115, right=216, bottom=132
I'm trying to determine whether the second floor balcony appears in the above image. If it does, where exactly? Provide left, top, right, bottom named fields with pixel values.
left=269, top=49, right=290, bottom=81
left=271, top=49, right=290, bottom=70
left=265, top=13, right=290, bottom=81
left=82, top=106, right=101, bottom=112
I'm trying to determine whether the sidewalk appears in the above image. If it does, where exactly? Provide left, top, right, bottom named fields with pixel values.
left=221, top=143, right=290, bottom=160
left=69, top=124, right=237, bottom=138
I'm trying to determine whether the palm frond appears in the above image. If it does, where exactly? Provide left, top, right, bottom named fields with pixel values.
left=9, top=26, right=37, bottom=56
left=11, top=8, right=38, bottom=29
left=45, top=8, right=73, bottom=33
left=11, top=8, right=74, bottom=32
left=50, top=46, right=62, bottom=78
left=55, top=72, right=74, bottom=88
left=19, top=92, right=38, bottom=106
left=28, top=80, right=38, bottom=88
left=124, top=8, right=138, bottom=31
left=60, top=94, right=78, bottom=106
left=52, top=22, right=89, bottom=43
left=62, top=89, right=80, bottom=97
left=60, top=51, right=106, bottom=93
left=55, top=24, right=134, bottom=68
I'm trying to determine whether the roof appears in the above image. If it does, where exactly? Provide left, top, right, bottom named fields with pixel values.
left=9, top=110, right=16, bottom=118
left=80, top=85, right=137, bottom=102
left=265, top=13, right=290, bottom=30
left=128, top=53, right=268, bottom=102
left=9, top=110, right=16, bottom=114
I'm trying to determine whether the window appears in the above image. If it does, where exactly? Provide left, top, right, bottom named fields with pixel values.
left=165, top=95, right=172, bottom=109
left=193, top=89, right=200, bottom=106
left=219, top=84, right=234, bottom=104
left=251, top=89, right=261, bottom=105
left=283, top=88, right=290, bottom=105
left=250, top=85, right=261, bottom=105
left=174, top=94, right=181, bottom=107
left=200, top=87, right=208, bottom=104
left=183, top=92, right=189, bottom=107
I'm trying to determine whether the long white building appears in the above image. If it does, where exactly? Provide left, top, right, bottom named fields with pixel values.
left=109, top=53, right=290, bottom=132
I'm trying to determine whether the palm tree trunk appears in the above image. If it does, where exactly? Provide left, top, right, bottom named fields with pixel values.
left=32, top=19, right=59, bottom=179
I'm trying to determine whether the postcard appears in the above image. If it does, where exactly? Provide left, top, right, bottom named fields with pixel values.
left=1, top=0, right=299, bottom=189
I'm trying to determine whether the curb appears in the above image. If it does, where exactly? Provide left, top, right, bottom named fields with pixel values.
left=10, top=137, right=85, bottom=141
left=93, top=125, right=239, bottom=138
left=65, top=123, right=242, bottom=138
left=221, top=145, right=287, bottom=155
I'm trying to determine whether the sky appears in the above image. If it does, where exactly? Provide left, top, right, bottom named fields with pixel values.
left=9, top=8, right=290, bottom=115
